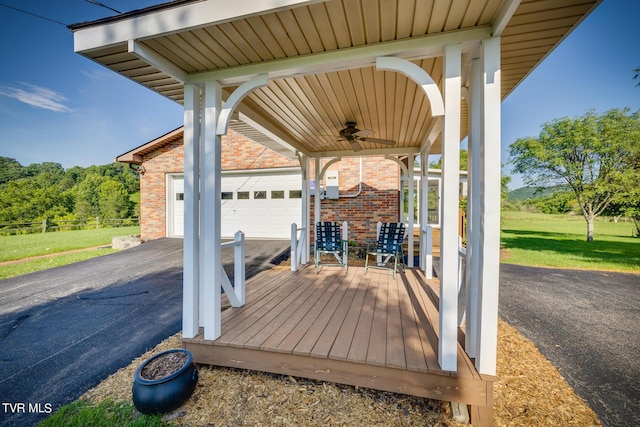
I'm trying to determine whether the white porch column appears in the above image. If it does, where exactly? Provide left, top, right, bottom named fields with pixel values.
left=407, top=153, right=415, bottom=268
left=476, top=37, right=501, bottom=376
left=182, top=83, right=201, bottom=339
left=300, top=154, right=311, bottom=264
left=202, top=80, right=223, bottom=340
left=314, top=156, right=321, bottom=232
left=439, top=43, right=461, bottom=371
left=420, top=144, right=432, bottom=274
left=465, top=58, right=482, bottom=357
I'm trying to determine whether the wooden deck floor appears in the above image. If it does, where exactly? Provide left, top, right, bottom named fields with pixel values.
left=183, top=265, right=493, bottom=421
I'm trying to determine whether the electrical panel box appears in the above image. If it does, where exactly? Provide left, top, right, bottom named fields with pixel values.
left=326, top=170, right=339, bottom=199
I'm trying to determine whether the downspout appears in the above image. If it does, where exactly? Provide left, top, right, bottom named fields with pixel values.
left=339, top=156, right=363, bottom=198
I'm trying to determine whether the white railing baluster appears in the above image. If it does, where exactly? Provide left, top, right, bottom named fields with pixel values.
left=220, top=230, right=245, bottom=307
left=290, top=223, right=307, bottom=271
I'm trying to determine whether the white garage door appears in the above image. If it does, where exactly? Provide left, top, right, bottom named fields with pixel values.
left=169, top=170, right=301, bottom=239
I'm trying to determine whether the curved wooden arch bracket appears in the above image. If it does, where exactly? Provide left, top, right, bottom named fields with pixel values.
left=216, top=74, right=268, bottom=135
left=376, top=57, right=444, bottom=117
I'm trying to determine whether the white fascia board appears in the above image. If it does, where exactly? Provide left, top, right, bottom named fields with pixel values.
left=74, top=0, right=325, bottom=53
left=187, top=27, right=492, bottom=86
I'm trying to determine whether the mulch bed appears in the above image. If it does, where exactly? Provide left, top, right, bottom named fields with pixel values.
left=81, top=266, right=601, bottom=426
left=140, top=352, right=187, bottom=380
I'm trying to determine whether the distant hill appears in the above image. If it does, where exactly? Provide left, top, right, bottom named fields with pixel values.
left=508, top=185, right=568, bottom=201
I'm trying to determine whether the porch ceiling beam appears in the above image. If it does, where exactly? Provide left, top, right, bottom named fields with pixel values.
left=187, top=27, right=492, bottom=86
left=492, top=0, right=522, bottom=36
left=128, top=40, right=188, bottom=83
left=420, top=117, right=442, bottom=152
left=73, top=0, right=325, bottom=53
left=312, top=146, right=419, bottom=159
left=234, top=103, right=311, bottom=157
left=237, top=112, right=302, bottom=158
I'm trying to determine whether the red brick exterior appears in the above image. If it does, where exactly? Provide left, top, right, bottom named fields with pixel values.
left=137, top=129, right=400, bottom=244
left=310, top=157, right=400, bottom=244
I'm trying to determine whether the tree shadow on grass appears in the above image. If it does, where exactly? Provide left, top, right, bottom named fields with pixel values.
left=501, top=229, right=640, bottom=271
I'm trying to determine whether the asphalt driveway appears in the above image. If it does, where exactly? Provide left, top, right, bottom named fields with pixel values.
left=499, top=264, right=640, bottom=427
left=0, top=238, right=289, bottom=427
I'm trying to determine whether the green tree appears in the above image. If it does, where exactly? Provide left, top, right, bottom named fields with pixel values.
left=0, top=157, right=25, bottom=184
left=98, top=179, right=131, bottom=220
left=510, top=108, right=640, bottom=241
left=74, top=174, right=109, bottom=218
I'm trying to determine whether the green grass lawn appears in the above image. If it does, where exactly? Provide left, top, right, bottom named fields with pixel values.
left=501, top=211, right=640, bottom=273
left=0, top=226, right=140, bottom=263
left=0, top=227, right=140, bottom=279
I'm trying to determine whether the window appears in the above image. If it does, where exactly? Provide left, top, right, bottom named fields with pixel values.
left=254, top=191, right=267, bottom=199
left=221, top=192, right=233, bottom=200
left=289, top=190, right=302, bottom=199
left=237, top=191, right=250, bottom=200
left=176, top=193, right=184, bottom=201
left=271, top=190, right=285, bottom=199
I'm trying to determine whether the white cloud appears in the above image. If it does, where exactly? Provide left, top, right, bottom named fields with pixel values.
left=0, top=83, right=73, bottom=112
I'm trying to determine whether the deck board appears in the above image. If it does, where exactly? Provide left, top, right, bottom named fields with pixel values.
left=366, top=272, right=388, bottom=367
left=346, top=270, right=378, bottom=363
left=184, top=265, right=494, bottom=424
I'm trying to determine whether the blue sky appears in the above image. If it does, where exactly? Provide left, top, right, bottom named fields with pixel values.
left=0, top=0, right=638, bottom=189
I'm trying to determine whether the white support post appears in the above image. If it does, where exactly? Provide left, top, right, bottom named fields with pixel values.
left=465, top=58, right=482, bottom=357
left=291, top=223, right=299, bottom=272
left=407, top=153, right=415, bottom=268
left=301, top=155, right=311, bottom=265
left=342, top=220, right=348, bottom=265
left=439, top=43, right=462, bottom=372
left=202, top=80, right=223, bottom=341
left=234, top=230, right=245, bottom=306
left=182, top=83, right=201, bottom=339
left=419, top=146, right=429, bottom=273
left=476, top=37, right=501, bottom=376
left=314, top=157, right=321, bottom=230
left=425, top=225, right=433, bottom=279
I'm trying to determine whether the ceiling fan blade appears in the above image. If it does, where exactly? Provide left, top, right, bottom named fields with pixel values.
left=349, top=140, right=362, bottom=152
left=360, top=137, right=395, bottom=146
left=353, top=129, right=374, bottom=137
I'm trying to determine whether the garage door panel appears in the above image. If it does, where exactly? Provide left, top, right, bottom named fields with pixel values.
left=170, top=172, right=301, bottom=239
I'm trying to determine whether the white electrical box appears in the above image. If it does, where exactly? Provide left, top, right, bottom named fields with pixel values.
left=326, top=170, right=339, bottom=199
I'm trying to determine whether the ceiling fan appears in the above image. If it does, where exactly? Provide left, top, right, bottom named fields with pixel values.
left=335, top=122, right=395, bottom=152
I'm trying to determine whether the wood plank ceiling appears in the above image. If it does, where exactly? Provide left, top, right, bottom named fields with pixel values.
left=72, top=0, right=601, bottom=156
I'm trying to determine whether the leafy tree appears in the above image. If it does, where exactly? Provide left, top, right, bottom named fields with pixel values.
left=510, top=108, right=640, bottom=241
left=0, top=157, right=25, bottom=184
left=0, top=180, right=73, bottom=223
left=74, top=174, right=109, bottom=218
left=98, top=179, right=131, bottom=220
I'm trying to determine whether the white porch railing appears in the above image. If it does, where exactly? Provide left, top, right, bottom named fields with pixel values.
left=220, top=230, right=245, bottom=306
left=290, top=223, right=308, bottom=271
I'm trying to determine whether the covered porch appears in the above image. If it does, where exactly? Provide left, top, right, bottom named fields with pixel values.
left=70, top=1, right=601, bottom=425
left=183, top=265, right=493, bottom=424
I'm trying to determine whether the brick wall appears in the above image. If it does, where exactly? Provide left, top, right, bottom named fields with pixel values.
left=138, top=130, right=400, bottom=244
left=310, top=157, right=400, bottom=245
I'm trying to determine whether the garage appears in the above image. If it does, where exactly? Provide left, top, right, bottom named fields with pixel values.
left=168, top=169, right=301, bottom=239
